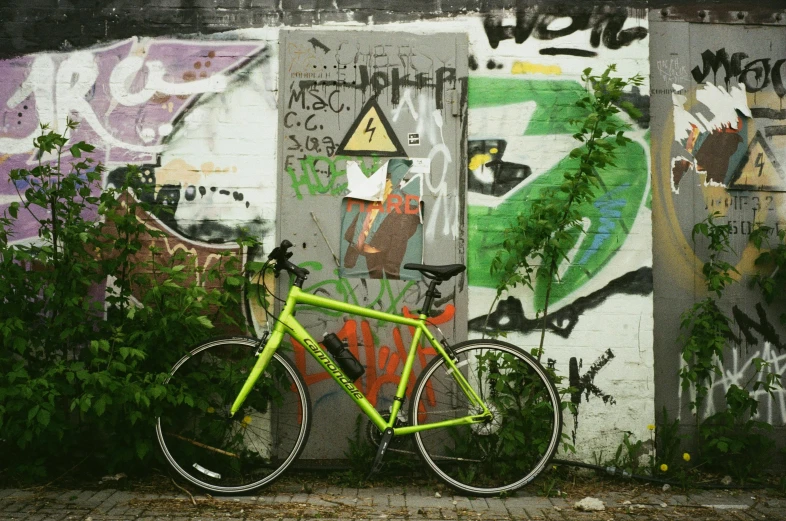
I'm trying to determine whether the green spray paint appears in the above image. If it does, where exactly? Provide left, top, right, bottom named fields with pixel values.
left=467, top=77, right=649, bottom=309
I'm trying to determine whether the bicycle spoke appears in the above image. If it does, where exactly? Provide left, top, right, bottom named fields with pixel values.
left=411, top=341, right=562, bottom=496
left=156, top=338, right=311, bottom=494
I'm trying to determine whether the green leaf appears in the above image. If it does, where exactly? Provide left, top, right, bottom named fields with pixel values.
left=37, top=408, right=51, bottom=427
left=94, top=396, right=106, bottom=416
left=196, top=316, right=214, bottom=329
left=136, top=441, right=150, bottom=460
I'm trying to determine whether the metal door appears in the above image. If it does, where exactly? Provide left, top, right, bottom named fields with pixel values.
left=277, top=29, right=468, bottom=459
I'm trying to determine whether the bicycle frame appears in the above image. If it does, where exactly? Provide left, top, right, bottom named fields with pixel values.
left=229, top=284, right=490, bottom=436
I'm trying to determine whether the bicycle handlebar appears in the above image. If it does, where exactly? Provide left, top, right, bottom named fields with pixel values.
left=268, top=240, right=309, bottom=280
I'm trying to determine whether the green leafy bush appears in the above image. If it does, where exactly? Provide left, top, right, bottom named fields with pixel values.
left=699, top=384, right=775, bottom=481
left=679, top=213, right=783, bottom=482
left=0, top=121, right=254, bottom=479
left=678, top=212, right=737, bottom=411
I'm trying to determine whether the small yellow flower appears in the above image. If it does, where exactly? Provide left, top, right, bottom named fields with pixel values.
left=647, top=424, right=655, bottom=431
left=683, top=453, right=691, bottom=462
left=206, top=406, right=215, bottom=414
left=660, top=463, right=668, bottom=472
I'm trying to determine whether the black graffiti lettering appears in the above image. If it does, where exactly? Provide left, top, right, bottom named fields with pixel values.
left=288, top=87, right=345, bottom=114
left=691, top=48, right=750, bottom=85
left=358, top=65, right=370, bottom=91
left=483, top=7, right=647, bottom=51
left=541, top=48, right=597, bottom=57
left=732, top=304, right=785, bottom=350
left=298, top=66, right=456, bottom=109
left=310, top=90, right=327, bottom=111
left=693, top=49, right=786, bottom=97
left=567, top=349, right=616, bottom=442
left=468, top=267, right=653, bottom=337
left=328, top=90, right=344, bottom=113
left=371, top=71, right=389, bottom=94
left=592, top=11, right=648, bottom=50
left=773, top=59, right=786, bottom=98
left=284, top=111, right=298, bottom=128
left=288, top=87, right=306, bottom=109
left=740, top=59, right=771, bottom=93
left=391, top=69, right=403, bottom=104
left=569, top=349, right=616, bottom=407
left=304, top=114, right=318, bottom=131
left=540, top=13, right=590, bottom=40
left=305, top=136, right=321, bottom=152
left=435, top=67, right=454, bottom=111
left=322, top=137, right=336, bottom=156
left=692, top=48, right=733, bottom=84
left=287, top=135, right=302, bottom=151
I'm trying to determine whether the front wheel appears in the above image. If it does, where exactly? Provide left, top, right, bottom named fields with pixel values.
left=410, top=340, right=562, bottom=496
left=156, top=337, right=311, bottom=494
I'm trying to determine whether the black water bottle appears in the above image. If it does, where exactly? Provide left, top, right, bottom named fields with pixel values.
left=323, top=333, right=365, bottom=382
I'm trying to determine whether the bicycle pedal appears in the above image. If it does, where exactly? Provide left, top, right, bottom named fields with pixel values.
left=367, top=427, right=394, bottom=480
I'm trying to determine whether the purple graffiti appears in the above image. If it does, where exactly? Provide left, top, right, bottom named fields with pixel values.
left=1, top=38, right=263, bottom=240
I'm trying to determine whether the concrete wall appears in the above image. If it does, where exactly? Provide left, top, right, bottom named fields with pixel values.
left=650, top=9, right=786, bottom=440
left=1, top=1, right=784, bottom=461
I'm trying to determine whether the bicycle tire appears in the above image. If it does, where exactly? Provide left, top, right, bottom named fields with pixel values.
left=410, top=339, right=562, bottom=496
left=156, top=336, right=311, bottom=494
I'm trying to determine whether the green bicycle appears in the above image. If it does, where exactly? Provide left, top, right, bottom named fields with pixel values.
left=156, top=240, right=562, bottom=496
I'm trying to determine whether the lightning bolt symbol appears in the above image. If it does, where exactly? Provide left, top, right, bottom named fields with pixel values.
left=755, top=152, right=765, bottom=177
left=364, top=117, right=377, bottom=143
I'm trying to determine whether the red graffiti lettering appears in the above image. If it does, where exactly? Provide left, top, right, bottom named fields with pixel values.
left=291, top=304, right=455, bottom=408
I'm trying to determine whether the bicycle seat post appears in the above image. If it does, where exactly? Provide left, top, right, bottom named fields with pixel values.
left=420, top=279, right=442, bottom=317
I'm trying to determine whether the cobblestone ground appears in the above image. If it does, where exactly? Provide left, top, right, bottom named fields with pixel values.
left=1, top=483, right=783, bottom=521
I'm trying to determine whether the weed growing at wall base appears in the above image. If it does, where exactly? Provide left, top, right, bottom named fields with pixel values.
left=678, top=213, right=784, bottom=482
left=0, top=121, right=253, bottom=480
left=486, top=65, right=642, bottom=466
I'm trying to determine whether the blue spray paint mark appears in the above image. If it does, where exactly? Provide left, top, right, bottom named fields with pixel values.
left=577, top=184, right=630, bottom=265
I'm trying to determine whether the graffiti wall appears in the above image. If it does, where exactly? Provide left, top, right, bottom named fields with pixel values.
left=463, top=7, right=655, bottom=459
left=0, top=34, right=279, bottom=249
left=651, top=20, right=786, bottom=432
left=1, top=8, right=656, bottom=461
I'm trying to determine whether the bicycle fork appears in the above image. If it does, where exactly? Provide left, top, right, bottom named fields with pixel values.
left=229, top=328, right=284, bottom=417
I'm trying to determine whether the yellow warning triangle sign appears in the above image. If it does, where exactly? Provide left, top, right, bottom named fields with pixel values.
left=336, top=98, right=406, bottom=157
left=729, top=131, right=786, bottom=191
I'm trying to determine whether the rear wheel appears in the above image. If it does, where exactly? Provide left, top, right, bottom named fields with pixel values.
left=410, top=340, right=562, bottom=496
left=156, top=337, right=310, bottom=494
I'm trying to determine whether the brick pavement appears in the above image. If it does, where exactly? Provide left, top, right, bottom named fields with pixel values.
left=0, top=483, right=782, bottom=520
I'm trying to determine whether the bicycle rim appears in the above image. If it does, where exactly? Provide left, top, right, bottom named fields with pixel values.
left=156, top=337, right=310, bottom=494
left=411, top=340, right=562, bottom=496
